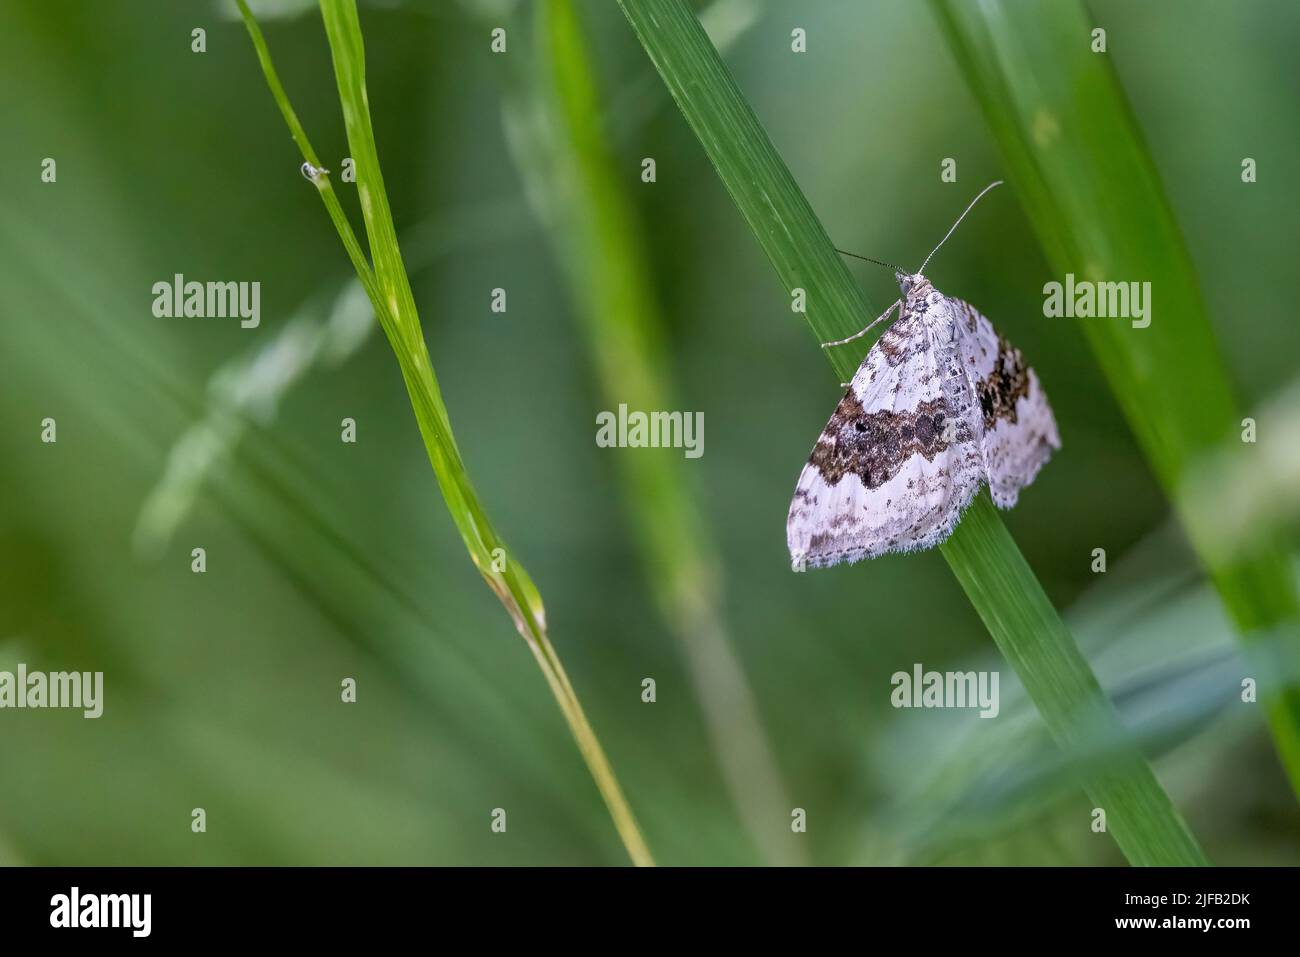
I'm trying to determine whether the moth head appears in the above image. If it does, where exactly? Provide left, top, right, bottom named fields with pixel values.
left=896, top=272, right=922, bottom=298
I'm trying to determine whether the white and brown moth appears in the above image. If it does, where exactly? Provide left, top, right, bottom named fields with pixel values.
left=788, top=182, right=1060, bottom=571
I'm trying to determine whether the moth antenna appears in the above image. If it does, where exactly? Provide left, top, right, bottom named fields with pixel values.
left=917, top=180, right=1002, bottom=275
left=834, top=248, right=906, bottom=274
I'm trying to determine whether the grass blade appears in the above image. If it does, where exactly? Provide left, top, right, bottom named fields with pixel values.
left=235, top=0, right=653, bottom=866
left=520, top=0, right=802, bottom=863
left=931, top=0, right=1300, bottom=796
left=615, top=0, right=1206, bottom=866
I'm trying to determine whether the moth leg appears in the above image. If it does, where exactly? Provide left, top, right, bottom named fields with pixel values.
left=821, top=299, right=901, bottom=349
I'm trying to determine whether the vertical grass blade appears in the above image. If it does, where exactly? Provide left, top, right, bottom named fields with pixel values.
left=616, top=0, right=1206, bottom=866
left=523, top=0, right=802, bottom=864
left=235, top=0, right=654, bottom=866
left=931, top=0, right=1300, bottom=796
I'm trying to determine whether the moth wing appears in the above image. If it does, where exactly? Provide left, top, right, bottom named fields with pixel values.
left=786, top=312, right=982, bottom=569
left=950, top=298, right=1061, bottom=508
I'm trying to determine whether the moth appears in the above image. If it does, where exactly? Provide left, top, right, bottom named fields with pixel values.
left=787, top=182, right=1060, bottom=571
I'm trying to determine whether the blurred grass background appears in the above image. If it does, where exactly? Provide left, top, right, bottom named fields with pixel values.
left=0, top=0, right=1296, bottom=865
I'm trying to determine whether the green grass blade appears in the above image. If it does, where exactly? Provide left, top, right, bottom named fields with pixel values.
left=616, top=0, right=1206, bottom=866
left=931, top=0, right=1300, bottom=796
left=941, top=498, right=1214, bottom=865
left=235, top=0, right=654, bottom=866
left=522, top=0, right=802, bottom=864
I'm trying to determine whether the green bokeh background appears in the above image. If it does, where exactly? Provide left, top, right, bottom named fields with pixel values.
left=0, top=0, right=1296, bottom=865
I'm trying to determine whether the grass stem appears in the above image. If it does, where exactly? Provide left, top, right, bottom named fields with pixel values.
left=235, top=0, right=653, bottom=866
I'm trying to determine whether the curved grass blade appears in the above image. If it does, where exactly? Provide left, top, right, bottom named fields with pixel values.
left=235, top=0, right=653, bottom=866
left=615, top=0, right=1206, bottom=866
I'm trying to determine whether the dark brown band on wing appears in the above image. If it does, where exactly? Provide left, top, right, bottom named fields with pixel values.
left=978, top=336, right=1031, bottom=429
left=802, top=390, right=965, bottom=490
